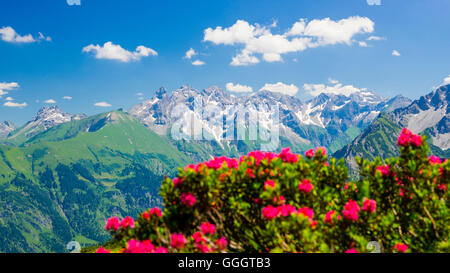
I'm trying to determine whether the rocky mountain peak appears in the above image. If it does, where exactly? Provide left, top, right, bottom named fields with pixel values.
left=0, top=121, right=16, bottom=139
left=155, top=87, right=167, bottom=99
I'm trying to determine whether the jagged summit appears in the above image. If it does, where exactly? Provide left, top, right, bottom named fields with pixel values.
left=129, top=85, right=408, bottom=152
left=390, top=84, right=450, bottom=149
left=0, top=121, right=16, bottom=139
left=3, top=106, right=87, bottom=145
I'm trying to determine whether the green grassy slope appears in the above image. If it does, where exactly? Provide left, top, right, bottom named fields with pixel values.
left=0, top=110, right=189, bottom=253
left=333, top=113, right=449, bottom=174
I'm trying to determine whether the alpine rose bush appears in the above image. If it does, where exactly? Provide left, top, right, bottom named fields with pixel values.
left=97, top=129, right=449, bottom=253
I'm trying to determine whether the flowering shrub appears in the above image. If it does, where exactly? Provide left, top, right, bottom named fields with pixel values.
left=97, top=128, right=449, bottom=253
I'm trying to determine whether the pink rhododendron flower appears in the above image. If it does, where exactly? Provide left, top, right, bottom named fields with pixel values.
left=205, top=156, right=238, bottom=170
left=429, top=155, right=442, bottom=165
left=154, top=247, right=168, bottom=253
left=393, top=243, right=408, bottom=253
left=196, top=243, right=211, bottom=253
left=397, top=128, right=423, bottom=147
left=278, top=204, right=297, bottom=217
left=264, top=180, right=275, bottom=190
left=279, top=147, right=298, bottom=163
left=297, top=207, right=314, bottom=220
left=377, top=165, right=390, bottom=176
left=397, top=128, right=413, bottom=146
left=180, top=193, right=197, bottom=207
left=247, top=151, right=278, bottom=165
left=305, top=149, right=315, bottom=158
left=215, top=237, right=228, bottom=251
left=171, top=233, right=188, bottom=249
left=315, top=147, right=327, bottom=156
left=262, top=206, right=279, bottom=220
left=246, top=168, right=255, bottom=178
left=120, top=216, right=135, bottom=229
left=192, top=231, right=205, bottom=244
left=362, top=198, right=376, bottom=213
left=142, top=211, right=150, bottom=220
left=105, top=217, right=120, bottom=231
left=273, top=196, right=286, bottom=204
left=173, top=177, right=182, bottom=187
left=96, top=247, right=110, bottom=253
left=126, top=239, right=152, bottom=253
left=410, top=134, right=423, bottom=147
left=298, top=179, right=313, bottom=193
left=345, top=248, right=359, bottom=253
left=324, top=210, right=336, bottom=224
left=343, top=199, right=360, bottom=222
left=150, top=207, right=162, bottom=217
left=200, top=222, right=216, bottom=235
left=438, top=184, right=447, bottom=191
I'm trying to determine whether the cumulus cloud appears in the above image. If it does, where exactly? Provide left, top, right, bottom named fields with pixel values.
left=62, top=96, right=72, bottom=100
left=94, top=101, right=112, bottom=107
left=303, top=78, right=368, bottom=97
left=192, top=60, right=205, bottom=66
left=5, top=97, right=13, bottom=101
left=442, top=75, right=450, bottom=86
left=184, top=48, right=197, bottom=59
left=3, top=101, right=27, bottom=108
left=358, top=41, right=368, bottom=47
left=82, top=42, right=157, bottom=62
left=0, top=26, right=35, bottom=43
left=226, top=82, right=253, bottom=93
left=67, top=0, right=81, bottom=5
left=44, top=99, right=56, bottom=104
left=38, top=32, right=52, bottom=42
left=392, top=50, right=401, bottom=56
left=367, top=35, right=385, bottom=41
left=203, top=17, right=375, bottom=66
left=0, top=82, right=19, bottom=96
left=367, top=0, right=381, bottom=5
left=260, top=82, right=299, bottom=96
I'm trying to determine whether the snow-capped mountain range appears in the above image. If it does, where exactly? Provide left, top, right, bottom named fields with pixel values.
left=129, top=85, right=412, bottom=152
left=2, top=85, right=449, bottom=155
left=391, top=84, right=450, bottom=149
left=3, top=106, right=87, bottom=143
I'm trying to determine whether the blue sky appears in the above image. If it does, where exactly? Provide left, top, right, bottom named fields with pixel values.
left=1, top=0, right=450, bottom=125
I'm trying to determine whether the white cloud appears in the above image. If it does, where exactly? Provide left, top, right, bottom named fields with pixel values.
left=358, top=41, right=368, bottom=47
left=5, top=97, right=13, bottom=101
left=62, top=96, right=72, bottom=100
left=0, top=26, right=35, bottom=43
left=136, top=92, right=144, bottom=96
left=260, top=82, right=299, bottom=96
left=94, top=101, right=112, bottom=107
left=392, top=50, right=401, bottom=56
left=192, top=60, right=205, bottom=66
left=0, top=82, right=19, bottom=96
left=328, top=78, right=339, bottom=84
left=443, top=75, right=450, bottom=86
left=204, top=17, right=375, bottom=66
left=3, top=101, right=27, bottom=108
left=184, top=48, right=197, bottom=59
left=367, top=0, right=381, bottom=6
left=367, top=35, right=385, bottom=41
left=226, top=82, right=253, bottom=93
left=303, top=78, right=367, bottom=97
left=44, top=99, right=56, bottom=104
left=82, top=42, right=157, bottom=62
left=38, top=32, right=52, bottom=42
left=67, top=0, right=81, bottom=5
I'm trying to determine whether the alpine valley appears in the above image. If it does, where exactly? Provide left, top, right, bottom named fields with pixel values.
left=0, top=84, right=448, bottom=252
